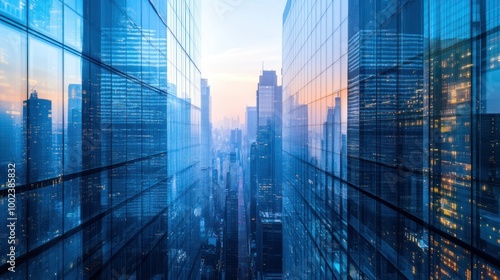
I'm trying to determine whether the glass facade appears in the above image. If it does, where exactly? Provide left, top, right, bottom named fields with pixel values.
left=283, top=0, right=500, bottom=279
left=0, top=0, right=202, bottom=279
left=426, top=0, right=500, bottom=278
left=282, top=1, right=349, bottom=278
left=255, top=70, right=283, bottom=277
left=256, top=71, right=283, bottom=214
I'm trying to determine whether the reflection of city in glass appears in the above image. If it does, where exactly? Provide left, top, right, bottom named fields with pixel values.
left=282, top=0, right=499, bottom=279
left=0, top=0, right=201, bottom=278
left=0, top=0, right=499, bottom=279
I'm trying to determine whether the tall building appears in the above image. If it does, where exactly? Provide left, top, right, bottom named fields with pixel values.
left=201, top=78, right=214, bottom=231
left=224, top=191, right=239, bottom=279
left=246, top=106, right=258, bottom=144
left=249, top=142, right=258, bottom=249
left=426, top=1, right=500, bottom=278
left=283, top=0, right=500, bottom=279
left=244, top=106, right=258, bottom=254
left=256, top=212, right=282, bottom=279
left=66, top=84, right=82, bottom=174
left=231, top=128, right=242, bottom=161
left=255, top=70, right=283, bottom=278
left=23, top=90, right=53, bottom=183
left=0, top=0, right=202, bottom=279
left=256, top=70, right=283, bottom=214
left=201, top=78, right=212, bottom=170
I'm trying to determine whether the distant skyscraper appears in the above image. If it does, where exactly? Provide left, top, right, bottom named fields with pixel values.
left=256, top=70, right=282, bottom=214
left=201, top=78, right=212, bottom=170
left=66, top=84, right=82, bottom=173
left=228, top=151, right=239, bottom=192
left=230, top=128, right=242, bottom=161
left=244, top=106, right=258, bottom=253
left=23, top=90, right=52, bottom=182
left=201, top=78, right=213, bottom=230
left=224, top=191, right=239, bottom=279
left=246, top=106, right=257, bottom=144
left=255, top=70, right=283, bottom=278
left=249, top=142, right=258, bottom=247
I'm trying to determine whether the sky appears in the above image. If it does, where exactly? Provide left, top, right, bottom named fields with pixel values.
left=201, top=0, right=288, bottom=125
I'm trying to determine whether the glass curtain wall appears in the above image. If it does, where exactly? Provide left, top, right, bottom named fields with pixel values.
left=0, top=0, right=202, bottom=279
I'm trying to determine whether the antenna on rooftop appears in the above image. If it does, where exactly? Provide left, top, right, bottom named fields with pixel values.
left=30, top=82, right=38, bottom=98
left=30, top=82, right=37, bottom=93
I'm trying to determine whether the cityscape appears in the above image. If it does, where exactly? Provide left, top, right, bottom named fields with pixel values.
left=0, top=0, right=499, bottom=280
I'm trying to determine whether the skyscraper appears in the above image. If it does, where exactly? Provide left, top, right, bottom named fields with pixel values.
left=0, top=1, right=202, bottom=278
left=282, top=0, right=500, bottom=279
left=66, top=84, right=82, bottom=174
left=201, top=78, right=214, bottom=231
left=244, top=106, right=258, bottom=254
left=256, top=70, right=283, bottom=214
left=201, top=78, right=212, bottom=171
left=256, top=212, right=282, bottom=279
left=255, top=70, right=283, bottom=278
left=426, top=1, right=500, bottom=277
left=231, top=128, right=243, bottom=161
left=224, top=191, right=239, bottom=279
left=246, top=106, right=258, bottom=144
left=23, top=90, right=52, bottom=183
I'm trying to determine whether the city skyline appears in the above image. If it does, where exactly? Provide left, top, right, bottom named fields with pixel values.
left=201, top=0, right=287, bottom=124
left=0, top=0, right=499, bottom=279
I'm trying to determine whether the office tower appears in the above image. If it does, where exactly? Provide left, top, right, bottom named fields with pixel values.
left=23, top=90, right=53, bottom=182
left=23, top=90, right=61, bottom=252
left=256, top=70, right=283, bottom=214
left=201, top=78, right=212, bottom=170
left=246, top=106, right=258, bottom=144
left=244, top=106, right=258, bottom=253
left=255, top=70, right=283, bottom=278
left=228, top=152, right=239, bottom=192
left=224, top=191, right=239, bottom=279
left=66, top=84, right=82, bottom=173
left=0, top=0, right=202, bottom=278
left=256, top=212, right=282, bottom=279
left=201, top=78, right=214, bottom=230
left=426, top=1, right=500, bottom=278
left=348, top=1, right=426, bottom=278
left=283, top=0, right=500, bottom=279
left=249, top=143, right=258, bottom=250
left=230, top=128, right=243, bottom=161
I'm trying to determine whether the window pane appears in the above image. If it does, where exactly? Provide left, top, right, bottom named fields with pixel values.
left=28, top=0, right=63, bottom=40
left=27, top=183, right=63, bottom=249
left=0, top=0, right=26, bottom=22
left=64, top=5, right=82, bottom=50
left=64, top=52, right=82, bottom=174
left=0, top=24, right=27, bottom=186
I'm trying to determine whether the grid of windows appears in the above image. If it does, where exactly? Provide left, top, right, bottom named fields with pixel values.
left=282, top=1, right=349, bottom=278
left=283, top=0, right=500, bottom=279
left=0, top=0, right=201, bottom=278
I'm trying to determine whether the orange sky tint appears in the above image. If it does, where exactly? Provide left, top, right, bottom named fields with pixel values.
left=201, top=0, right=287, bottom=126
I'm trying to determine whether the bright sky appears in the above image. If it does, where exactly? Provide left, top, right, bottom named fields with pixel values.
left=201, top=0, right=287, bottom=125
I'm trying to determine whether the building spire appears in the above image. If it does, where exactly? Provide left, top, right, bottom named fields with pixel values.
left=30, top=83, right=38, bottom=99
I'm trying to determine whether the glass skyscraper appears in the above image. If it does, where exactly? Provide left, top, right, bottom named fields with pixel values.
left=0, top=0, right=202, bottom=279
left=256, top=70, right=283, bottom=215
left=283, top=0, right=500, bottom=279
left=255, top=70, right=283, bottom=278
